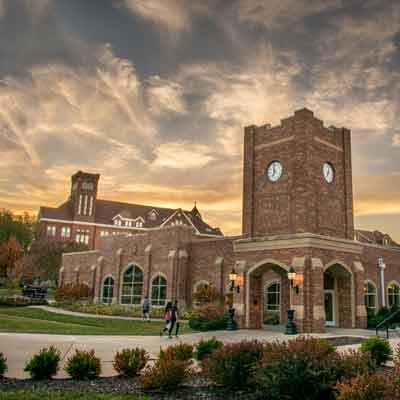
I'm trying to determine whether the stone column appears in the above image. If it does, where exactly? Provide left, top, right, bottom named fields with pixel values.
left=311, top=258, right=325, bottom=333
left=90, top=265, right=97, bottom=301
left=354, top=261, right=367, bottom=328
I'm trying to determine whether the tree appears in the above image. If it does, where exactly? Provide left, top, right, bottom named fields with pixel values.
left=0, top=236, right=23, bottom=277
left=193, top=284, right=221, bottom=306
left=21, top=238, right=88, bottom=282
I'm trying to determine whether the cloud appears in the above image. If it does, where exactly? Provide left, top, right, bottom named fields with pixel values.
left=236, top=0, right=342, bottom=28
left=0, top=0, right=5, bottom=18
left=121, top=0, right=192, bottom=32
left=0, top=0, right=51, bottom=21
left=393, top=134, right=400, bottom=147
left=146, top=76, right=187, bottom=116
left=152, top=142, right=214, bottom=169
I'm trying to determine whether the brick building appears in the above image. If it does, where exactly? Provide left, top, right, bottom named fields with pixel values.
left=46, top=108, right=400, bottom=333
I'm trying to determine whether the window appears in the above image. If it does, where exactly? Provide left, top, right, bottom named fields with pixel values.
left=151, top=275, right=167, bottom=306
left=75, top=229, right=89, bottom=245
left=136, top=221, right=143, bottom=228
left=114, top=219, right=121, bottom=226
left=265, top=282, right=280, bottom=312
left=121, top=265, right=144, bottom=305
left=102, top=277, right=114, bottom=304
left=78, top=195, right=82, bottom=215
left=388, top=283, right=400, bottom=307
left=89, top=196, right=94, bottom=216
left=61, top=226, right=71, bottom=238
left=83, top=195, right=88, bottom=215
left=364, top=281, right=376, bottom=310
left=100, top=231, right=109, bottom=237
left=149, top=211, right=157, bottom=221
left=46, top=225, right=56, bottom=237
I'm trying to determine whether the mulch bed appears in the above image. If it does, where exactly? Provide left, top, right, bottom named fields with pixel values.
left=0, top=376, right=255, bottom=400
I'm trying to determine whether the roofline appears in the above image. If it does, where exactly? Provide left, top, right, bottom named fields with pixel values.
left=39, top=217, right=223, bottom=238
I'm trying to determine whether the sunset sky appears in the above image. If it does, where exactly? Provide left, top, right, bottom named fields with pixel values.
left=0, top=0, right=399, bottom=239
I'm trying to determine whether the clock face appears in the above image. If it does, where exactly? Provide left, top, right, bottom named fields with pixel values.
left=323, top=162, right=334, bottom=183
left=267, top=161, right=283, bottom=182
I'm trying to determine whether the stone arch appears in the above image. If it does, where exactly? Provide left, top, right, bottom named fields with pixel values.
left=245, top=259, right=290, bottom=329
left=101, top=275, right=115, bottom=304
left=323, top=261, right=355, bottom=328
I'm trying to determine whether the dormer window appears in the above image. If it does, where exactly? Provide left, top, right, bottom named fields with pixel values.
left=136, top=221, right=143, bottom=228
left=114, top=219, right=121, bottom=226
left=148, top=210, right=158, bottom=221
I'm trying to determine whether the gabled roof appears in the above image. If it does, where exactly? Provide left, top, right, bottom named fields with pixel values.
left=355, top=229, right=399, bottom=247
left=39, top=198, right=223, bottom=237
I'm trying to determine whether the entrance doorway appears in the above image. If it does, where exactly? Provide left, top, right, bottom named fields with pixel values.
left=324, top=290, right=335, bottom=326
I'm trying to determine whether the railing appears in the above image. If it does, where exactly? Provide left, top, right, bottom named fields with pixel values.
left=375, top=308, right=400, bottom=339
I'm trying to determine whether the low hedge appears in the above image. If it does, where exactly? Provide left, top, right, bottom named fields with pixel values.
left=0, top=296, right=47, bottom=307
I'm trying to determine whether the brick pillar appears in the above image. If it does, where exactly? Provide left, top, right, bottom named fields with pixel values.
left=233, top=260, right=246, bottom=328
left=143, top=245, right=152, bottom=297
left=311, top=258, right=325, bottom=333
left=58, top=267, right=65, bottom=288
left=176, top=249, right=189, bottom=307
left=95, top=256, right=104, bottom=303
left=114, top=248, right=123, bottom=305
left=354, top=261, right=367, bottom=328
left=74, top=266, right=80, bottom=284
left=291, top=257, right=307, bottom=333
left=337, top=276, right=352, bottom=328
left=90, top=264, right=97, bottom=301
left=168, top=250, right=178, bottom=301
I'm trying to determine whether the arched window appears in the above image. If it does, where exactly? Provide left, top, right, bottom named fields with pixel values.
left=265, top=281, right=280, bottom=312
left=102, top=277, right=114, bottom=305
left=121, top=265, right=144, bottom=305
left=388, top=282, right=400, bottom=307
left=364, top=281, right=376, bottom=311
left=151, top=275, right=167, bottom=306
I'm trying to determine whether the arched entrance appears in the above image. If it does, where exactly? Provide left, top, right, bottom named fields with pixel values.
left=246, top=260, right=290, bottom=329
left=323, top=262, right=354, bottom=328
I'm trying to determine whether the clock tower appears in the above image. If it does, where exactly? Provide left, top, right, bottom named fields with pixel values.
left=242, top=108, right=354, bottom=240
left=70, top=171, right=100, bottom=222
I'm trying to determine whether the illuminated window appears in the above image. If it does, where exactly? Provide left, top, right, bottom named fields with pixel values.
left=46, top=225, right=56, bottom=237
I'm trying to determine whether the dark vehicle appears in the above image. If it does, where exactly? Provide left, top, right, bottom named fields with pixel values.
left=22, top=285, right=48, bottom=299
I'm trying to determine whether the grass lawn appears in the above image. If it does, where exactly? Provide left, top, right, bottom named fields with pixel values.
left=0, top=392, right=148, bottom=400
left=0, top=307, right=194, bottom=335
left=0, top=288, right=21, bottom=296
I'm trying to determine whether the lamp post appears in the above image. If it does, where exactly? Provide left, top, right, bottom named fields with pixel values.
left=285, top=266, right=298, bottom=335
left=227, top=268, right=241, bottom=330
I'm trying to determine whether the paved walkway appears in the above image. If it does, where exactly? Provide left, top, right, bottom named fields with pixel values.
left=30, top=305, right=166, bottom=322
left=0, top=327, right=386, bottom=379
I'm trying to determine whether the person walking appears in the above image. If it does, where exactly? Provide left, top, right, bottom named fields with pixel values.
left=160, top=301, right=172, bottom=337
left=168, top=300, right=180, bottom=338
left=142, top=296, right=150, bottom=322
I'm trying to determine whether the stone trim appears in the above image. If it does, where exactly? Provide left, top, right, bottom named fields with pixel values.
left=234, top=233, right=363, bottom=254
left=255, top=135, right=295, bottom=151
left=314, top=137, right=343, bottom=152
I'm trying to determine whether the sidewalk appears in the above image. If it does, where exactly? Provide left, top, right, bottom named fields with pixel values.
left=30, top=305, right=165, bottom=321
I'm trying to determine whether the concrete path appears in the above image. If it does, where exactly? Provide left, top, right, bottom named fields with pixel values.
left=29, top=305, right=166, bottom=322
left=0, top=327, right=383, bottom=379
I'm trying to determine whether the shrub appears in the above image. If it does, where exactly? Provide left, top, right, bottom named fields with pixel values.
left=336, top=349, right=376, bottom=379
left=0, top=352, right=7, bottom=378
left=140, top=352, right=191, bottom=392
left=195, top=337, right=223, bottom=362
left=193, top=285, right=221, bottom=305
left=65, top=349, right=101, bottom=380
left=263, top=313, right=280, bottom=325
left=55, top=283, right=91, bottom=302
left=360, top=337, right=392, bottom=366
left=204, top=340, right=265, bottom=389
left=113, top=348, right=149, bottom=377
left=0, top=295, right=47, bottom=307
left=254, top=337, right=338, bottom=400
left=160, top=343, right=193, bottom=362
left=336, top=373, right=387, bottom=400
left=189, top=304, right=228, bottom=331
left=24, top=346, right=61, bottom=380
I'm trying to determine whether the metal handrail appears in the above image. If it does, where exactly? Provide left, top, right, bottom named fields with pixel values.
left=375, top=308, right=400, bottom=338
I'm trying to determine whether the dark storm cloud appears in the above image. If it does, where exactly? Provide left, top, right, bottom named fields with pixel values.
left=0, top=0, right=399, bottom=239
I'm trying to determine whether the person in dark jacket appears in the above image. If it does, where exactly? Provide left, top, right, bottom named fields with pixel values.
left=142, top=296, right=150, bottom=322
left=168, top=300, right=180, bottom=338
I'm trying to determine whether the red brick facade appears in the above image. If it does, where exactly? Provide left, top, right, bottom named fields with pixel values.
left=59, top=109, right=400, bottom=333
